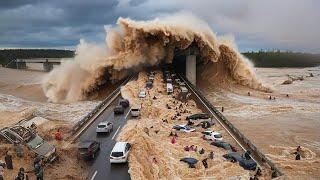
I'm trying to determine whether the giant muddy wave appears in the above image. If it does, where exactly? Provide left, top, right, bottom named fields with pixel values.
left=42, top=13, right=269, bottom=103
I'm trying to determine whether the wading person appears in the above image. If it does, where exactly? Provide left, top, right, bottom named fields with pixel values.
left=34, top=158, right=43, bottom=180
left=202, top=158, right=208, bottom=169
left=53, top=129, right=62, bottom=141
left=4, top=151, right=13, bottom=170
left=16, top=167, right=28, bottom=180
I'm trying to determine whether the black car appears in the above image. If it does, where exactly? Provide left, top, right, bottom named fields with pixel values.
left=146, top=81, right=153, bottom=89
left=196, top=120, right=215, bottom=129
left=223, top=152, right=257, bottom=170
left=211, top=141, right=233, bottom=151
left=119, top=99, right=129, bottom=108
left=186, top=113, right=211, bottom=121
left=78, top=140, right=100, bottom=159
left=114, top=105, right=125, bottom=114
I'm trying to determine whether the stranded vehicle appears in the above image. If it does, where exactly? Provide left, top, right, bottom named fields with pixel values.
left=223, top=152, right=257, bottom=170
left=78, top=140, right=100, bottom=159
left=130, top=105, right=141, bottom=117
left=172, top=125, right=195, bottom=133
left=0, top=125, right=57, bottom=163
left=202, top=130, right=223, bottom=141
left=119, top=99, right=130, bottom=108
left=166, top=83, right=173, bottom=94
left=187, top=113, right=212, bottom=122
left=114, top=105, right=125, bottom=115
left=110, top=142, right=131, bottom=163
left=96, top=121, right=113, bottom=134
left=139, top=91, right=147, bottom=98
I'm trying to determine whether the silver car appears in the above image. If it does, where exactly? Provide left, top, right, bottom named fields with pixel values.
left=96, top=121, right=113, bottom=133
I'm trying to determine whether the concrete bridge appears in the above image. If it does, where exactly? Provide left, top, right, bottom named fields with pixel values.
left=173, top=45, right=199, bottom=86
left=6, top=58, right=73, bottom=72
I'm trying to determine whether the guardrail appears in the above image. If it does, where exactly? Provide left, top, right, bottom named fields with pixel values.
left=179, top=74, right=283, bottom=178
left=70, top=75, right=134, bottom=135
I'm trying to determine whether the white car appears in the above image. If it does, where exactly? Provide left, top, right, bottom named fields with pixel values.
left=131, top=105, right=141, bottom=117
left=202, top=131, right=223, bottom=141
left=110, top=142, right=131, bottom=163
left=180, top=86, right=188, bottom=93
left=139, top=91, right=146, bottom=98
left=166, top=83, right=173, bottom=94
left=96, top=121, right=113, bottom=133
left=173, top=125, right=195, bottom=133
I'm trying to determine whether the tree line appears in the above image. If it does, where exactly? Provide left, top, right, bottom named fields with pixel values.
left=1, top=49, right=320, bottom=68
left=0, top=49, right=75, bottom=66
left=242, top=51, right=320, bottom=67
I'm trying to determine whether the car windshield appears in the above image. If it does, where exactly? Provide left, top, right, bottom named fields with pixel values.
left=98, top=125, right=106, bottom=128
left=214, top=134, right=222, bottom=138
left=111, top=152, right=124, bottom=157
left=26, top=135, right=44, bottom=149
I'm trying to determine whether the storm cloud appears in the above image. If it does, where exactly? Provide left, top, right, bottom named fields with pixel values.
left=0, top=0, right=319, bottom=52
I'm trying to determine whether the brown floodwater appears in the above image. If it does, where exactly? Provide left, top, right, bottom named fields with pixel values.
left=199, top=67, right=320, bottom=179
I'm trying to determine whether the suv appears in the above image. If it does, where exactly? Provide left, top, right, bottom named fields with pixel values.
left=114, top=105, right=125, bottom=115
left=131, top=105, right=141, bottom=117
left=110, top=142, right=131, bottom=163
left=119, top=99, right=129, bottom=108
left=78, top=140, right=100, bottom=159
left=0, top=125, right=57, bottom=163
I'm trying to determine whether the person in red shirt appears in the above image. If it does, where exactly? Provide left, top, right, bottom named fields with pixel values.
left=54, top=129, right=62, bottom=141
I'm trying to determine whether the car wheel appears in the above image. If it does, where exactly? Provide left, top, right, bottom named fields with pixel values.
left=231, top=158, right=236, bottom=163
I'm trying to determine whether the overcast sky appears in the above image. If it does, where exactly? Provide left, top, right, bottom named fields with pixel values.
left=0, top=0, right=319, bottom=53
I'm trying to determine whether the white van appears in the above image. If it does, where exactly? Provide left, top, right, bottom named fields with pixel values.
left=110, top=142, right=131, bottom=163
left=131, top=105, right=141, bottom=117
left=166, top=83, right=173, bottom=94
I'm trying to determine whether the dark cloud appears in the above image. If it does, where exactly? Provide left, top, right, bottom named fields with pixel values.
left=0, top=0, right=41, bottom=9
left=0, top=0, right=319, bottom=53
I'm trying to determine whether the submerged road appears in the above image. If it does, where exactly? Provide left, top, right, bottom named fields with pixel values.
left=77, top=95, right=131, bottom=180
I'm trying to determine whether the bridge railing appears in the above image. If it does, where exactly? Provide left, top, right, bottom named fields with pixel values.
left=180, top=75, right=283, bottom=178
left=70, top=75, right=134, bottom=135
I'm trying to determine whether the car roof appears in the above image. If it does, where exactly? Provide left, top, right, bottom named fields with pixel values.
left=131, top=105, right=141, bottom=109
left=188, top=113, right=209, bottom=119
left=98, top=121, right=110, bottom=125
left=112, top=142, right=128, bottom=152
left=212, top=132, right=221, bottom=135
left=78, top=140, right=96, bottom=148
left=203, top=130, right=213, bottom=133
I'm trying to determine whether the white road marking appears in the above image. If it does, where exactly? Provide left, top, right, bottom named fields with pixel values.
left=125, top=109, right=131, bottom=119
left=112, top=126, right=121, bottom=140
left=90, top=170, right=98, bottom=180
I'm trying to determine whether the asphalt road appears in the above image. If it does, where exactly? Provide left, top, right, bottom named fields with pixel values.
left=77, top=95, right=131, bottom=180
